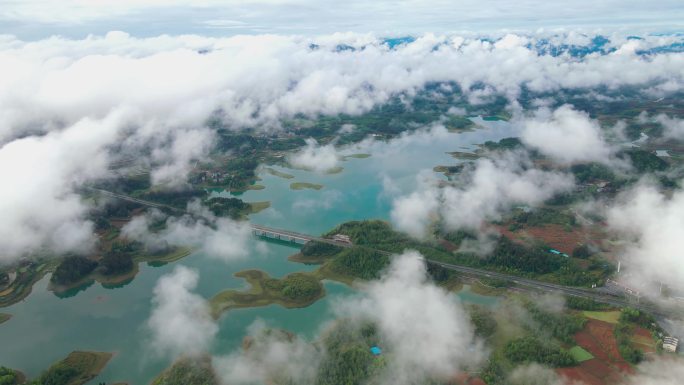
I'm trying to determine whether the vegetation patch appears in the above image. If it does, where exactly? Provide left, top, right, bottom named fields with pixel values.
left=0, top=366, right=24, bottom=385
left=290, top=182, right=324, bottom=190
left=49, top=245, right=193, bottom=295
left=343, top=153, right=371, bottom=159
left=0, top=260, right=57, bottom=307
left=263, top=167, right=295, bottom=179
left=504, top=336, right=576, bottom=367
left=582, top=311, right=621, bottom=324
left=151, top=355, right=217, bottom=385
left=28, top=351, right=113, bottom=385
left=210, top=270, right=324, bottom=318
left=326, top=166, right=344, bottom=174
left=249, top=201, right=271, bottom=214
left=0, top=313, right=10, bottom=325
left=568, top=346, right=595, bottom=362
left=447, top=151, right=480, bottom=160
left=328, top=247, right=390, bottom=281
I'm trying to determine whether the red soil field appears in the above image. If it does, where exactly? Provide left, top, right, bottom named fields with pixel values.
left=496, top=223, right=606, bottom=255
left=558, top=364, right=603, bottom=385
left=556, top=320, right=633, bottom=385
left=632, top=326, right=657, bottom=353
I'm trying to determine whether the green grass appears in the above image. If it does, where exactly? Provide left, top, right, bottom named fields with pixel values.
left=583, top=310, right=621, bottom=324
left=447, top=151, right=480, bottom=160
left=568, top=346, right=594, bottom=362
left=290, top=182, right=324, bottom=190
left=249, top=201, right=271, bottom=213
left=31, top=351, right=113, bottom=385
left=344, top=153, right=371, bottom=159
left=209, top=270, right=325, bottom=318
left=326, top=166, right=344, bottom=174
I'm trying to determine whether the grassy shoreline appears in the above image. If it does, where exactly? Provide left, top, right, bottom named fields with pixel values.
left=290, top=182, right=324, bottom=190
left=48, top=247, right=193, bottom=296
left=31, top=351, right=114, bottom=385
left=210, top=269, right=325, bottom=319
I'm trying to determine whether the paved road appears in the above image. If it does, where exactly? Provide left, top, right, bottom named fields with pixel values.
left=425, top=260, right=680, bottom=318
left=89, top=187, right=682, bottom=319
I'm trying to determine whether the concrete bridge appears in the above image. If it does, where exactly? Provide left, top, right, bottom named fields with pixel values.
left=250, top=224, right=352, bottom=247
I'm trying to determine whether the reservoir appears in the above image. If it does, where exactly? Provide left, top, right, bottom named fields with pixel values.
left=0, top=118, right=515, bottom=384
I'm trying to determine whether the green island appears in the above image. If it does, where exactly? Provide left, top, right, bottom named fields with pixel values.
left=246, top=184, right=266, bottom=190
left=150, top=355, right=217, bottom=385
left=0, top=313, right=11, bottom=325
left=47, top=245, right=192, bottom=296
left=290, top=182, right=324, bottom=190
left=249, top=201, right=271, bottom=213
left=343, top=153, right=371, bottom=159
left=447, top=151, right=480, bottom=160
left=210, top=270, right=325, bottom=318
left=0, top=260, right=59, bottom=307
left=22, top=351, right=113, bottom=385
left=326, top=166, right=344, bottom=174
left=263, top=167, right=295, bottom=179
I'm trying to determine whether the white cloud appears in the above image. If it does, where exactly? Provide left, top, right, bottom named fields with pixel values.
left=655, top=114, right=684, bottom=140
left=624, top=358, right=684, bottom=385
left=147, top=265, right=218, bottom=358
left=0, top=31, right=683, bottom=261
left=0, top=113, right=122, bottom=261
left=212, top=319, right=320, bottom=385
left=508, top=363, right=566, bottom=385
left=122, top=200, right=254, bottom=263
left=288, top=138, right=340, bottom=172
left=520, top=105, right=615, bottom=165
left=391, top=152, right=575, bottom=236
left=390, top=170, right=441, bottom=238
left=150, top=127, right=214, bottom=185
left=335, top=250, right=484, bottom=384
left=606, top=181, right=684, bottom=295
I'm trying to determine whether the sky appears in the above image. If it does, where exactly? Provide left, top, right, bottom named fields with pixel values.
left=1, top=0, right=683, bottom=39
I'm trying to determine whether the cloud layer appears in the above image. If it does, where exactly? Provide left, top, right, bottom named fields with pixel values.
left=288, top=138, right=340, bottom=172
left=122, top=201, right=254, bottom=262
left=148, top=265, right=218, bottom=357
left=607, top=182, right=684, bottom=295
left=1, top=31, right=682, bottom=261
left=391, top=152, right=574, bottom=237
left=520, top=105, right=615, bottom=165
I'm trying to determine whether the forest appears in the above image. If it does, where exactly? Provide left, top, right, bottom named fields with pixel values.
left=503, top=336, right=576, bottom=367
left=264, top=273, right=323, bottom=301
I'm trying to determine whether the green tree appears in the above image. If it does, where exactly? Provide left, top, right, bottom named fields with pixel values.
left=51, top=256, right=98, bottom=285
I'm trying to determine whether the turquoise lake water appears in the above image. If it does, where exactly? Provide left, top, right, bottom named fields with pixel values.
left=0, top=118, right=514, bottom=384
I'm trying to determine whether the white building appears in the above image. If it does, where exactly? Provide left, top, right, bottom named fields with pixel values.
left=663, top=336, right=679, bottom=353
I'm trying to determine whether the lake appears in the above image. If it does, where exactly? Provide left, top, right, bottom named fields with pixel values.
left=0, top=118, right=515, bottom=384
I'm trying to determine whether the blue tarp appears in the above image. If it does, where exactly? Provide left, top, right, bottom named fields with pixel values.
left=370, top=346, right=382, bottom=355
